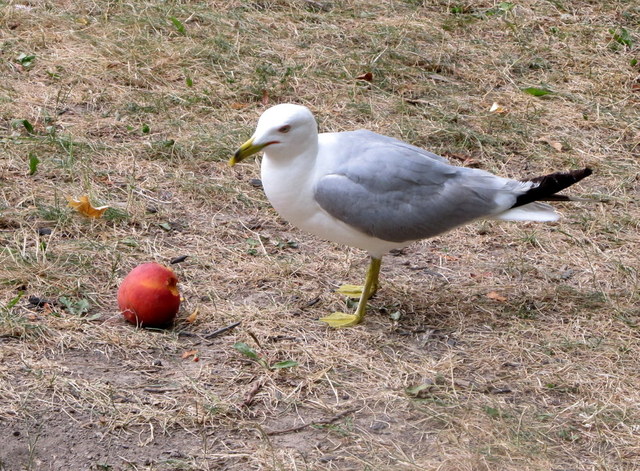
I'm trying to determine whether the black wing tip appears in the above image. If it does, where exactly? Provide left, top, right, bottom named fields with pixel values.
left=529, top=167, right=593, bottom=183
left=574, top=167, right=593, bottom=179
left=514, top=167, right=593, bottom=208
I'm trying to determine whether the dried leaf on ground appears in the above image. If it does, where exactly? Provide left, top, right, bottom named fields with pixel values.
left=67, top=195, right=109, bottom=218
left=486, top=291, right=508, bottom=302
left=181, top=349, right=198, bottom=360
left=185, top=308, right=199, bottom=323
left=356, top=72, right=373, bottom=82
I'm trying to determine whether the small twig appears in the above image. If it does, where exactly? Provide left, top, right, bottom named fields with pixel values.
left=143, top=387, right=180, bottom=394
left=176, top=331, right=197, bottom=337
left=241, top=379, right=265, bottom=408
left=203, top=321, right=242, bottom=340
left=265, top=408, right=358, bottom=436
left=247, top=330, right=262, bottom=349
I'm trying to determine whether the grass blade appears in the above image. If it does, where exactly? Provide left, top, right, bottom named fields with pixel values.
left=522, top=86, right=553, bottom=97
left=270, top=360, right=299, bottom=370
left=28, top=153, right=40, bottom=175
left=169, top=16, right=186, bottom=35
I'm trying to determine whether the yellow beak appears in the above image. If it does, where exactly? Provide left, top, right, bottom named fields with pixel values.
left=230, top=137, right=270, bottom=166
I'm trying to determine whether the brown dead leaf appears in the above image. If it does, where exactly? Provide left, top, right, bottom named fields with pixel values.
left=540, top=138, right=563, bottom=152
left=261, top=89, right=269, bottom=105
left=181, top=349, right=198, bottom=359
left=67, top=195, right=109, bottom=218
left=486, top=291, right=508, bottom=302
left=185, top=307, right=199, bottom=323
left=230, top=102, right=249, bottom=110
left=356, top=72, right=373, bottom=82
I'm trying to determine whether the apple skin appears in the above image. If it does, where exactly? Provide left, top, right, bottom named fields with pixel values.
left=118, top=263, right=180, bottom=328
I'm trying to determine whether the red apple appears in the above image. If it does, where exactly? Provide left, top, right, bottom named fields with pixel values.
left=118, top=263, right=180, bottom=327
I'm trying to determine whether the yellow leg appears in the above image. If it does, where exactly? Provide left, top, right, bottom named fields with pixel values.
left=320, top=257, right=382, bottom=328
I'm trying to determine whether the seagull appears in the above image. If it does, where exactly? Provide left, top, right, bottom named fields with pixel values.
left=231, top=103, right=592, bottom=327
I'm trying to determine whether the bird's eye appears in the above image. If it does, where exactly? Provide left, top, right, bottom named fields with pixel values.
left=278, top=125, right=291, bottom=133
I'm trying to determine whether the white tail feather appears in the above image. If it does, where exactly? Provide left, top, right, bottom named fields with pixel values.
left=493, top=202, right=560, bottom=222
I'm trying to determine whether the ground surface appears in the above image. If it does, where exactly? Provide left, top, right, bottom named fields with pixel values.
left=1, top=0, right=639, bottom=470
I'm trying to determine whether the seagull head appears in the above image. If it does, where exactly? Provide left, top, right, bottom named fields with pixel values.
left=230, top=104, right=318, bottom=166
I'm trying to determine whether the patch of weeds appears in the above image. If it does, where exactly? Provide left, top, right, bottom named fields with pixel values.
left=103, top=207, right=130, bottom=223
left=50, top=135, right=81, bottom=168
left=515, top=300, right=540, bottom=320
left=16, top=52, right=36, bottom=69
left=519, top=231, right=542, bottom=248
left=315, top=417, right=353, bottom=437
left=615, top=312, right=638, bottom=329
left=548, top=25, right=568, bottom=40
left=35, top=201, right=71, bottom=224
left=58, top=296, right=91, bottom=317
left=442, top=2, right=514, bottom=31
left=441, top=12, right=480, bottom=31
left=405, top=381, right=456, bottom=407
left=246, top=63, right=301, bottom=102
left=245, top=237, right=261, bottom=256
left=142, top=138, right=188, bottom=161
left=484, top=2, right=515, bottom=17
left=557, top=427, right=580, bottom=442
left=124, top=102, right=158, bottom=115
left=191, top=128, right=248, bottom=162
left=430, top=125, right=504, bottom=153
left=178, top=180, right=237, bottom=203
left=484, top=406, right=512, bottom=419
left=449, top=5, right=471, bottom=15
left=0, top=292, right=44, bottom=338
left=346, top=102, right=373, bottom=119
left=535, top=412, right=555, bottom=422
left=233, top=342, right=298, bottom=370
left=403, top=0, right=427, bottom=7
left=609, top=27, right=634, bottom=48
left=545, top=382, right=579, bottom=394
left=11, top=118, right=35, bottom=135
left=274, top=239, right=298, bottom=250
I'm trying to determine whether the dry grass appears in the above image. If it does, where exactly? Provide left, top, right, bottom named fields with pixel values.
left=1, top=0, right=639, bottom=469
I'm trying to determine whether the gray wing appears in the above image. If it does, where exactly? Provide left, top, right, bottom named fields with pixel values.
left=314, top=131, right=520, bottom=243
